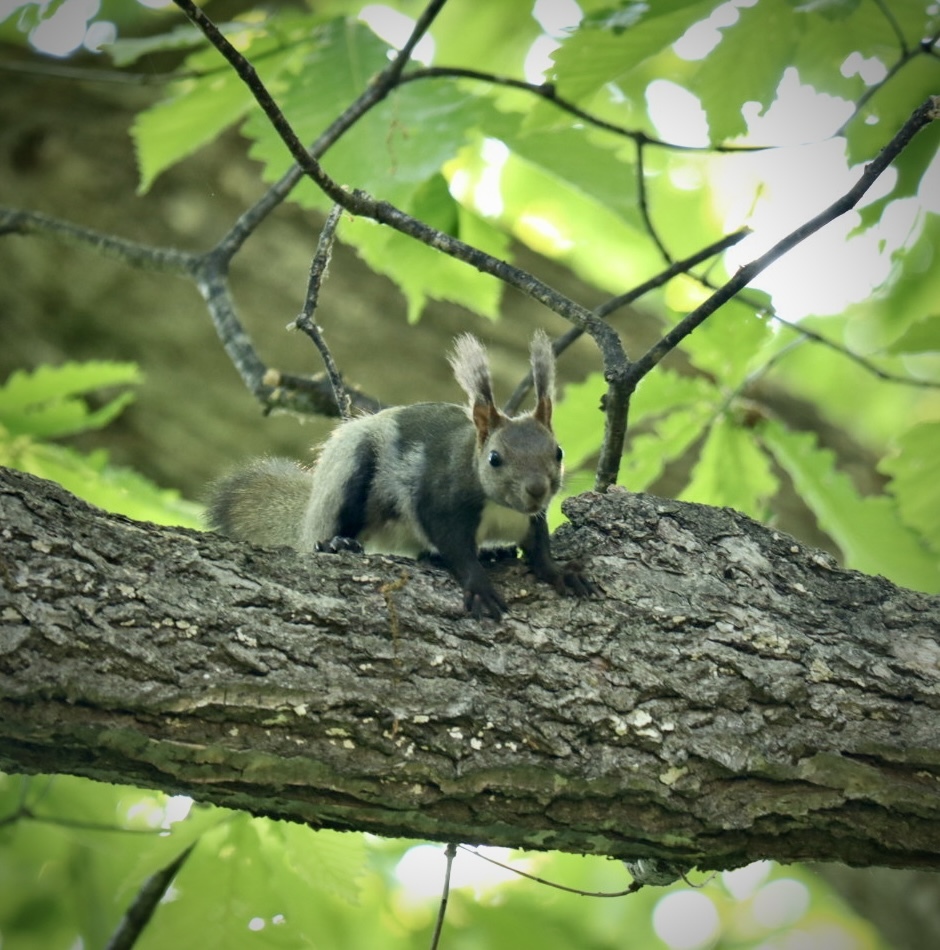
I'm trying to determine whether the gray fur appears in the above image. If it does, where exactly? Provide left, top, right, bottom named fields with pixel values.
left=301, top=406, right=431, bottom=555
left=207, top=457, right=312, bottom=549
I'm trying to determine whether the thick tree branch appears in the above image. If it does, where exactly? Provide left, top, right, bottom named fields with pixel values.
left=1, top=466, right=938, bottom=873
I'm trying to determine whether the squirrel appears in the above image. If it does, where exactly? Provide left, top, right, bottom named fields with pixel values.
left=207, top=331, right=593, bottom=619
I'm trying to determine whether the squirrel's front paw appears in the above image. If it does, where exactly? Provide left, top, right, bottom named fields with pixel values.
left=463, top=581, right=507, bottom=621
left=315, top=536, right=365, bottom=554
left=541, top=560, right=596, bottom=598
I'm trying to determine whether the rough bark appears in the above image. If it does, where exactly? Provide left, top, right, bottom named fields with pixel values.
left=1, top=465, right=938, bottom=873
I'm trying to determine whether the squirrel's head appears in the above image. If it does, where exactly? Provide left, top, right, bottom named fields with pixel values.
left=449, top=331, right=563, bottom=514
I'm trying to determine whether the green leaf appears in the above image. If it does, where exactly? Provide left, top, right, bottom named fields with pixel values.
left=679, top=297, right=774, bottom=387
left=787, top=0, right=861, bottom=16
left=622, top=406, right=713, bottom=493
left=431, top=0, right=543, bottom=76
left=845, top=55, right=940, bottom=168
left=141, top=816, right=366, bottom=949
left=271, top=823, right=366, bottom=906
left=132, top=19, right=310, bottom=192
left=0, top=361, right=139, bottom=412
left=760, top=419, right=939, bottom=592
left=1, top=441, right=201, bottom=529
left=883, top=313, right=940, bottom=354
left=134, top=76, right=253, bottom=194
left=553, top=372, right=607, bottom=471
left=627, top=366, right=716, bottom=424
left=844, top=212, right=940, bottom=352
left=789, top=0, right=895, bottom=99
left=692, top=0, right=797, bottom=141
left=244, top=21, right=492, bottom=208
left=549, top=0, right=724, bottom=102
left=0, top=361, right=139, bottom=439
left=107, top=22, right=213, bottom=67
left=614, top=368, right=717, bottom=491
left=495, top=126, right=643, bottom=231
left=879, top=421, right=940, bottom=555
left=340, top=182, right=509, bottom=322
left=680, top=415, right=779, bottom=518
left=469, top=143, right=658, bottom=292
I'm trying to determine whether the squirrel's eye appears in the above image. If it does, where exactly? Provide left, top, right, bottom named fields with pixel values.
left=556, top=445, right=564, bottom=463
left=488, top=450, right=503, bottom=468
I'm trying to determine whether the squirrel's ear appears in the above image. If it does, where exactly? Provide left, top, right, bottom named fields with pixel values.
left=471, top=400, right=504, bottom=446
left=450, top=333, right=504, bottom=444
left=530, top=330, right=555, bottom=428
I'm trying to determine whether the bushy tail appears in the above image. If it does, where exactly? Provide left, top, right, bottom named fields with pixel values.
left=206, top=457, right=312, bottom=550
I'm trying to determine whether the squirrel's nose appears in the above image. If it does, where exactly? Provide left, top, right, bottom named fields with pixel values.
left=524, top=478, right=551, bottom=509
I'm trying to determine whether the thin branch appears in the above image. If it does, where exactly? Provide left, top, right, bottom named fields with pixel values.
left=593, top=231, right=751, bottom=322
left=767, top=311, right=940, bottom=390
left=624, top=96, right=940, bottom=392
left=503, top=229, right=750, bottom=415
left=262, top=371, right=383, bottom=416
left=636, top=140, right=672, bottom=264
left=169, top=1, right=623, bottom=359
left=104, top=843, right=196, bottom=950
left=0, top=205, right=382, bottom=417
left=291, top=204, right=352, bottom=420
left=429, top=843, right=457, bottom=950
left=0, top=208, right=196, bottom=276
left=400, top=67, right=769, bottom=153
left=214, top=0, right=451, bottom=260
left=458, top=846, right=642, bottom=898
left=0, top=56, right=186, bottom=85
left=686, top=268, right=940, bottom=392
left=170, top=0, right=632, bottom=486
left=595, top=381, right=631, bottom=492
left=192, top=263, right=270, bottom=402
left=835, top=26, right=939, bottom=137
left=386, top=0, right=449, bottom=85
left=872, top=0, right=911, bottom=55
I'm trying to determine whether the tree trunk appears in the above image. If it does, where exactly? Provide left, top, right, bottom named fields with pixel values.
left=1, top=465, right=938, bottom=873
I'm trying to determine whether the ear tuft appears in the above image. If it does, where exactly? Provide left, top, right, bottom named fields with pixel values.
left=530, top=329, right=555, bottom=428
left=450, top=333, right=503, bottom=444
left=449, top=334, right=495, bottom=408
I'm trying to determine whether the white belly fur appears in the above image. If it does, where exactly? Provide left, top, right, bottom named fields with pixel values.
left=476, top=500, right=530, bottom=546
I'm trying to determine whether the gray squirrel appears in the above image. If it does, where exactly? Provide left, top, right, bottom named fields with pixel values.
left=207, top=331, right=592, bottom=618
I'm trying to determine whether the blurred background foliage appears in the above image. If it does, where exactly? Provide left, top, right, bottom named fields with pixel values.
left=0, top=0, right=938, bottom=947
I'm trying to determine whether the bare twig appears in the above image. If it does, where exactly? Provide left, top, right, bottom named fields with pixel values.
left=503, top=229, right=750, bottom=415
left=214, top=0, right=451, bottom=259
left=765, top=311, right=940, bottom=390
left=872, top=0, right=911, bottom=55
left=291, top=204, right=352, bottom=419
left=171, top=0, right=632, bottom=487
left=168, top=1, right=623, bottom=363
left=0, top=56, right=190, bottom=85
left=836, top=25, right=940, bottom=136
left=429, top=843, right=457, bottom=950
left=0, top=208, right=196, bottom=275
left=635, top=141, right=672, bottom=264
left=624, top=96, right=940, bottom=391
left=458, top=846, right=642, bottom=897
left=400, top=67, right=769, bottom=153
left=386, top=0, right=449, bottom=85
